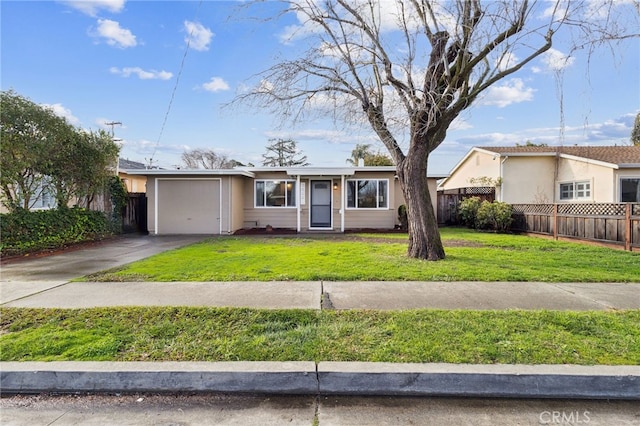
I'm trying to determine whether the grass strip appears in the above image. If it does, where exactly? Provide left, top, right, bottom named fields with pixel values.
left=84, top=228, right=640, bottom=282
left=2, top=307, right=638, bottom=365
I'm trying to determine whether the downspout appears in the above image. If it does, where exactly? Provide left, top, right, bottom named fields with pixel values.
left=228, top=178, right=232, bottom=234
left=340, top=174, right=345, bottom=232
left=296, top=175, right=301, bottom=232
left=154, top=178, right=158, bottom=235
left=500, top=156, right=508, bottom=201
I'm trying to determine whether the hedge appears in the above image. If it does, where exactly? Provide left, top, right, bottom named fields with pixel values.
left=0, top=208, right=114, bottom=256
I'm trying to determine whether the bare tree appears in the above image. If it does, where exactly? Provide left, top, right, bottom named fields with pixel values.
left=238, top=0, right=638, bottom=260
left=182, top=148, right=233, bottom=169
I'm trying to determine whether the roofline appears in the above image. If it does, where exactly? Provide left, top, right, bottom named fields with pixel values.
left=438, top=146, right=489, bottom=187
left=122, top=169, right=256, bottom=177
left=123, top=166, right=447, bottom=179
left=558, top=153, right=618, bottom=169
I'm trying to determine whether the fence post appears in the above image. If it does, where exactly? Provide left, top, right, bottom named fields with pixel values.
left=553, top=204, right=558, bottom=240
left=625, top=203, right=631, bottom=251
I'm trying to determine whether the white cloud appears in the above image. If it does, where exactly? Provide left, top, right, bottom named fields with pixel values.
left=539, top=3, right=568, bottom=20
left=110, top=67, right=173, bottom=80
left=496, top=52, right=519, bottom=72
left=41, top=103, right=81, bottom=126
left=59, top=0, right=125, bottom=17
left=184, top=21, right=214, bottom=51
left=201, top=77, right=230, bottom=92
left=536, top=48, right=575, bottom=73
left=93, top=19, right=137, bottom=48
left=479, top=78, right=535, bottom=108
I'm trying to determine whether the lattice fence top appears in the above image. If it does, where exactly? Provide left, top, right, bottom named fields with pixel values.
left=464, top=186, right=495, bottom=195
left=512, top=203, right=640, bottom=216
left=511, top=204, right=554, bottom=214
left=557, top=203, right=626, bottom=215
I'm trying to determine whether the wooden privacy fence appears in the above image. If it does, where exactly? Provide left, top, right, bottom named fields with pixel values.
left=511, top=203, right=640, bottom=251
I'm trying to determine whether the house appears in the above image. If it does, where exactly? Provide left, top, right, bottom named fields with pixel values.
left=118, top=158, right=147, bottom=193
left=438, top=146, right=640, bottom=204
left=125, top=166, right=445, bottom=235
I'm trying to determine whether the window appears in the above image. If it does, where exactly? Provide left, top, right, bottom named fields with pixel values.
left=347, top=179, right=388, bottom=209
left=255, top=180, right=296, bottom=207
left=559, top=181, right=591, bottom=201
left=621, top=178, right=640, bottom=202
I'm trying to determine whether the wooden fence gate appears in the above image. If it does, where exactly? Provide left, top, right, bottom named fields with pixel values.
left=123, top=192, right=148, bottom=234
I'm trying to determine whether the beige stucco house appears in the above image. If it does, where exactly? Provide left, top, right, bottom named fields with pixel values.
left=438, top=146, right=640, bottom=204
left=125, top=166, right=444, bottom=235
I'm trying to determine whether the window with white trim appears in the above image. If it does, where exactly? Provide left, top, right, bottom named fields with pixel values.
left=255, top=180, right=296, bottom=207
left=347, top=179, right=388, bottom=209
left=621, top=178, right=640, bottom=202
left=559, top=181, right=591, bottom=201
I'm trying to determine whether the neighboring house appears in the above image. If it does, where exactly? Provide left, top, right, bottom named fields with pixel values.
left=126, top=166, right=445, bottom=235
left=118, top=158, right=148, bottom=193
left=438, top=146, right=640, bottom=204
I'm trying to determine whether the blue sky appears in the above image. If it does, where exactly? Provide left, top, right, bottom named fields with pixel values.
left=2, top=0, right=638, bottom=174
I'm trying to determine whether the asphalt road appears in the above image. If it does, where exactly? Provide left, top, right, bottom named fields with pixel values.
left=2, top=393, right=639, bottom=426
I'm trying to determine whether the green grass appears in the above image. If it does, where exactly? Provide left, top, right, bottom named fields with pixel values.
left=85, top=228, right=640, bottom=282
left=1, top=307, right=638, bottom=364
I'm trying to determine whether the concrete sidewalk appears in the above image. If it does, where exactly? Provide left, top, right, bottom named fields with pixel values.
left=2, top=280, right=639, bottom=310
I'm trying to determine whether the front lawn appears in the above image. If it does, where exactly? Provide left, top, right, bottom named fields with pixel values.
left=1, top=307, right=638, bottom=364
left=86, top=228, right=640, bottom=282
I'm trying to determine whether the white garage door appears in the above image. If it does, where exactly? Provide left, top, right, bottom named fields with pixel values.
left=157, top=179, right=221, bottom=234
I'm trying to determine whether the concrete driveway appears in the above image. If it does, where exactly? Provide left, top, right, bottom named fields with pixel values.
left=0, top=234, right=207, bottom=303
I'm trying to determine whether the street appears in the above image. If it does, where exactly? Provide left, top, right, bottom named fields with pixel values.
left=1, top=393, right=638, bottom=425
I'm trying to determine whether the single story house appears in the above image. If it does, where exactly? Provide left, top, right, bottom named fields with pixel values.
left=125, top=166, right=445, bottom=235
left=438, top=146, right=640, bottom=204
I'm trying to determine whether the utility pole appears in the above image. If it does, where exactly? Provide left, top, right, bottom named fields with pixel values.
left=105, top=121, right=122, bottom=138
left=105, top=121, right=123, bottom=175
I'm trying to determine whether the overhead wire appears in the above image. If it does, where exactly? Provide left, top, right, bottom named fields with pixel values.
left=148, top=0, right=204, bottom=168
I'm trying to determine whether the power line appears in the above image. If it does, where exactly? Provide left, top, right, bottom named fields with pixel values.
left=149, top=0, right=204, bottom=164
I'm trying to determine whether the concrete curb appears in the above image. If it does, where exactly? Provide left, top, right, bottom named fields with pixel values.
left=318, top=362, right=640, bottom=399
left=1, top=362, right=638, bottom=399
left=0, top=362, right=318, bottom=395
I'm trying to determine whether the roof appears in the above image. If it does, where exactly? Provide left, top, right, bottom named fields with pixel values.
left=123, top=166, right=447, bottom=179
left=123, top=169, right=256, bottom=177
left=480, top=146, right=640, bottom=167
left=118, top=158, right=147, bottom=169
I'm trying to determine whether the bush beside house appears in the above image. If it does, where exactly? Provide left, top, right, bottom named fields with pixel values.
left=0, top=207, right=115, bottom=256
left=458, top=197, right=513, bottom=232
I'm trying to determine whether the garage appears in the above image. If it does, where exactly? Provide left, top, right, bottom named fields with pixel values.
left=156, top=179, right=221, bottom=234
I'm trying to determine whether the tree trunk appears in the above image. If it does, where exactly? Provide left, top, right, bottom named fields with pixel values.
left=397, top=152, right=445, bottom=261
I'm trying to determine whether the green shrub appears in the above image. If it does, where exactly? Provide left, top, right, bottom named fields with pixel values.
left=457, top=197, right=482, bottom=228
left=0, top=208, right=113, bottom=256
left=476, top=201, right=513, bottom=232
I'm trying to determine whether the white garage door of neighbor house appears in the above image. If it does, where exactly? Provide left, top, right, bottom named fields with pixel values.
left=157, top=179, right=221, bottom=234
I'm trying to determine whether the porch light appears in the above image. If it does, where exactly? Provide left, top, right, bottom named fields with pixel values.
left=333, top=182, right=339, bottom=190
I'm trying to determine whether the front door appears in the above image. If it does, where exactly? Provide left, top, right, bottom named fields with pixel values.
left=310, top=180, right=332, bottom=228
